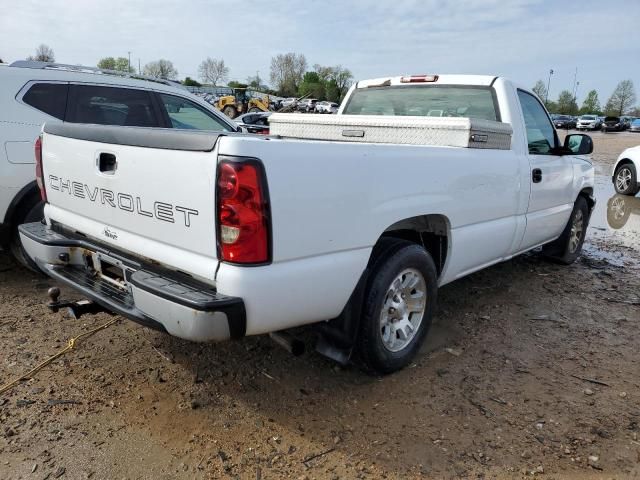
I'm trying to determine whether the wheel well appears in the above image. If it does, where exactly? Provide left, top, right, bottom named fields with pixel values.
left=378, top=214, right=449, bottom=276
left=614, top=158, right=634, bottom=175
left=1, top=181, right=40, bottom=246
left=578, top=187, right=595, bottom=211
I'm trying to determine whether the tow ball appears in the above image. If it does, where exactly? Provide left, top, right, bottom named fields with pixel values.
left=47, top=287, right=108, bottom=319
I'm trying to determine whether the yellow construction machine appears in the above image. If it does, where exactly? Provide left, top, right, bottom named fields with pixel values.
left=217, top=88, right=270, bottom=119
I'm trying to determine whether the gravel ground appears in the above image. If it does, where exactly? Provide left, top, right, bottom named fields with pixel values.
left=1, top=131, right=639, bottom=480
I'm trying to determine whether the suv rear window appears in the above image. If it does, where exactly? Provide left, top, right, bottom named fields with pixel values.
left=22, top=83, right=69, bottom=120
left=342, top=85, right=499, bottom=121
left=67, top=85, right=160, bottom=127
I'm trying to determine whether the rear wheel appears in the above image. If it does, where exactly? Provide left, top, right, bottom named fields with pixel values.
left=356, top=239, right=438, bottom=374
left=613, top=163, right=639, bottom=196
left=9, top=197, right=44, bottom=272
left=542, top=196, right=589, bottom=265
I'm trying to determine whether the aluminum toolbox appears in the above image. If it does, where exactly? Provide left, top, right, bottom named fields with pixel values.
left=269, top=113, right=513, bottom=150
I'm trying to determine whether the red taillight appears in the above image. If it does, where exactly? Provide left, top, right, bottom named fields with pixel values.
left=216, top=159, right=270, bottom=264
left=35, top=135, right=46, bottom=202
left=400, top=74, right=439, bottom=83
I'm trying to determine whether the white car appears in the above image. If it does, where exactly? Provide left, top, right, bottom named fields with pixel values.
left=315, top=101, right=339, bottom=114
left=280, top=97, right=297, bottom=110
left=21, top=74, right=595, bottom=374
left=612, top=146, right=640, bottom=196
left=0, top=60, right=237, bottom=268
left=576, top=114, right=601, bottom=131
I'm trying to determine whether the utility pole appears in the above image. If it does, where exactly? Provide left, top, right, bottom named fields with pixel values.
left=128, top=51, right=131, bottom=72
left=546, top=68, right=554, bottom=105
left=138, top=58, right=141, bottom=75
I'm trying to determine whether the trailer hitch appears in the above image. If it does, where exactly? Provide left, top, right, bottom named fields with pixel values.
left=47, top=287, right=108, bottom=319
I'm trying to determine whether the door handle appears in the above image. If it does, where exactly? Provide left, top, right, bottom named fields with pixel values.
left=532, top=168, right=542, bottom=183
left=98, top=152, right=117, bottom=174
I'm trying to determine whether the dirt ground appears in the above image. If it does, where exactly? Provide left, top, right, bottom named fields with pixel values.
left=1, top=131, right=640, bottom=480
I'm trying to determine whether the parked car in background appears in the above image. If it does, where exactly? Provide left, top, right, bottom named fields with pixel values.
left=620, top=116, right=635, bottom=130
left=234, top=111, right=271, bottom=134
left=554, top=115, right=576, bottom=129
left=280, top=98, right=298, bottom=110
left=601, top=116, right=624, bottom=132
left=0, top=60, right=238, bottom=269
left=576, top=114, right=601, bottom=131
left=629, top=118, right=640, bottom=132
left=297, top=98, right=318, bottom=112
left=612, top=146, right=640, bottom=196
left=316, top=101, right=339, bottom=114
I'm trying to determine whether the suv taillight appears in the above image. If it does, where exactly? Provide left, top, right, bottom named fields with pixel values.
left=216, top=158, right=270, bottom=264
left=35, top=135, right=46, bottom=201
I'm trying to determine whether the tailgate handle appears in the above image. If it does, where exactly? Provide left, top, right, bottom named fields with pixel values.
left=98, top=153, right=117, bottom=174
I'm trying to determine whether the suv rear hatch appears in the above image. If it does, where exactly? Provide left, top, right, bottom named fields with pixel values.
left=40, top=123, right=221, bottom=282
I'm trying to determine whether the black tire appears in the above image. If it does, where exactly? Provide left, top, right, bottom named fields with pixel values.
left=542, top=196, right=589, bottom=265
left=356, top=239, right=438, bottom=374
left=613, top=163, right=639, bottom=196
left=249, top=107, right=261, bottom=113
left=222, top=106, right=237, bottom=119
left=9, top=197, right=44, bottom=272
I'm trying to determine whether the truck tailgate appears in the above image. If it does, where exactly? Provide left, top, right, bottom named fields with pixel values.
left=41, top=125, right=220, bottom=282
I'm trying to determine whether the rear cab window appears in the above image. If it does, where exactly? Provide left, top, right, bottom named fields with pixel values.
left=22, top=83, right=69, bottom=120
left=159, top=94, right=232, bottom=131
left=67, top=85, right=160, bottom=127
left=342, top=85, right=500, bottom=121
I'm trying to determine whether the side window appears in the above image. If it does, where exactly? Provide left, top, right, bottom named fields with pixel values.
left=517, top=90, right=557, bottom=154
left=22, top=83, right=69, bottom=120
left=159, top=94, right=232, bottom=131
left=68, top=85, right=160, bottom=127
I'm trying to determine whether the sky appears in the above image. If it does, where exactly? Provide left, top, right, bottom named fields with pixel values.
left=1, top=0, right=639, bottom=105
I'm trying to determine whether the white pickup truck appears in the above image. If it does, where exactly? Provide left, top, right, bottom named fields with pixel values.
left=20, top=74, right=595, bottom=374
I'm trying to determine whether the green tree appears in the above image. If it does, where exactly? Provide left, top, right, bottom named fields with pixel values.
left=604, top=80, right=636, bottom=116
left=579, top=90, right=601, bottom=115
left=228, top=81, right=247, bottom=88
left=311, top=64, right=353, bottom=102
left=532, top=80, right=547, bottom=102
left=545, top=100, right=559, bottom=114
left=183, top=77, right=201, bottom=87
left=298, top=71, right=326, bottom=99
left=97, top=56, right=134, bottom=73
left=556, top=90, right=578, bottom=115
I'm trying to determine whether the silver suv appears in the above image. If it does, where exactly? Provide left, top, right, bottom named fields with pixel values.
left=0, top=61, right=237, bottom=269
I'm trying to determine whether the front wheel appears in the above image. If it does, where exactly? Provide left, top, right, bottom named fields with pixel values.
left=356, top=239, right=438, bottom=374
left=613, top=163, right=639, bottom=196
left=542, top=196, right=589, bottom=265
left=222, top=106, right=237, bottom=119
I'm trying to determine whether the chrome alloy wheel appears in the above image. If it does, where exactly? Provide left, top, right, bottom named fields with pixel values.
left=379, top=268, right=427, bottom=352
left=569, top=209, right=584, bottom=253
left=616, top=167, right=632, bottom=192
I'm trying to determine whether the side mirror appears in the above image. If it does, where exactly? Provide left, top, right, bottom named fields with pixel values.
left=564, top=134, right=593, bottom=155
left=237, top=125, right=248, bottom=133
